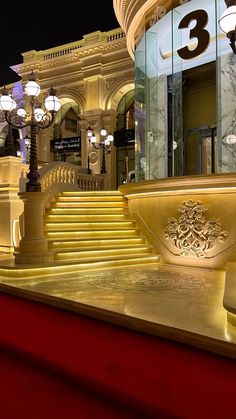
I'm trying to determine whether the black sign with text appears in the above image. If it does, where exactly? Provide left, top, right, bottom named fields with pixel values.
left=114, top=129, right=135, bottom=146
left=51, top=136, right=81, bottom=152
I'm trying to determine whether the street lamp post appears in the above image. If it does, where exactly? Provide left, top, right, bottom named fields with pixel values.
left=86, top=126, right=93, bottom=174
left=0, top=72, right=61, bottom=264
left=24, top=136, right=30, bottom=163
left=87, top=128, right=113, bottom=174
left=219, top=0, right=236, bottom=54
left=87, top=154, right=92, bottom=174
left=4, top=124, right=16, bottom=157
left=0, top=72, right=61, bottom=191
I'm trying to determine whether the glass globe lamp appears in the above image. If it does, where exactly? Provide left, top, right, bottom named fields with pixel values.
left=100, top=128, right=107, bottom=136
left=17, top=108, right=27, bottom=118
left=45, top=95, right=61, bottom=112
left=219, top=5, right=236, bottom=34
left=0, top=93, right=16, bottom=111
left=25, top=80, right=41, bottom=97
left=226, top=134, right=236, bottom=144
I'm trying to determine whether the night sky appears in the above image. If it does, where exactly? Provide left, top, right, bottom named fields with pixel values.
left=0, top=1, right=120, bottom=86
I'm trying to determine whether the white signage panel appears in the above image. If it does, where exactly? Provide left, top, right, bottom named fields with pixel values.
left=139, top=0, right=231, bottom=77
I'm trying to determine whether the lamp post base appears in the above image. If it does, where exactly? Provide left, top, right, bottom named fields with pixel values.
left=15, top=192, right=54, bottom=265
left=14, top=242, right=54, bottom=264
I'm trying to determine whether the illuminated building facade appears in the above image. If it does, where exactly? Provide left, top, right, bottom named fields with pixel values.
left=0, top=28, right=136, bottom=254
left=1, top=28, right=135, bottom=189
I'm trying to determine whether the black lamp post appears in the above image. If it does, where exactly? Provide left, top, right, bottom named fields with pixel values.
left=24, top=136, right=30, bottom=162
left=0, top=72, right=61, bottom=191
left=86, top=126, right=93, bottom=174
left=87, top=155, right=92, bottom=174
left=4, top=124, right=16, bottom=157
left=219, top=0, right=236, bottom=54
left=87, top=128, right=113, bottom=174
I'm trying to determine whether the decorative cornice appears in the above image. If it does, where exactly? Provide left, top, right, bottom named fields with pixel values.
left=11, top=39, right=128, bottom=78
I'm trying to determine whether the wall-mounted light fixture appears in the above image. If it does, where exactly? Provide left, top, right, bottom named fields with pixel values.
left=173, top=140, right=178, bottom=151
left=226, top=134, right=236, bottom=144
left=219, top=0, right=236, bottom=54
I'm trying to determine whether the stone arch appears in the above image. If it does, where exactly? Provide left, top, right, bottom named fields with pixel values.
left=54, top=97, right=80, bottom=125
left=53, top=97, right=80, bottom=140
left=105, top=81, right=135, bottom=112
left=56, top=87, right=85, bottom=114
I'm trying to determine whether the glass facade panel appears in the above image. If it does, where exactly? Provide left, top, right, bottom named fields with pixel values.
left=135, top=40, right=146, bottom=181
left=171, top=8, right=184, bottom=177
left=134, top=0, right=235, bottom=180
left=216, top=0, right=236, bottom=172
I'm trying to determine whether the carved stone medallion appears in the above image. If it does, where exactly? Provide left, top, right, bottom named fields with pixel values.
left=165, top=200, right=228, bottom=258
left=89, top=151, right=98, bottom=164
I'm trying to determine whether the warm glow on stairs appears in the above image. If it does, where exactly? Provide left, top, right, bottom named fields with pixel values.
left=45, top=191, right=160, bottom=270
left=0, top=191, right=160, bottom=278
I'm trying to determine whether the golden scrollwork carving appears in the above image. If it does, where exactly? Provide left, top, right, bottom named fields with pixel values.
left=165, top=200, right=228, bottom=258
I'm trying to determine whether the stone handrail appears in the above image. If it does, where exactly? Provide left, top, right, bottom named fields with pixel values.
left=15, top=162, right=107, bottom=250
left=20, top=162, right=105, bottom=208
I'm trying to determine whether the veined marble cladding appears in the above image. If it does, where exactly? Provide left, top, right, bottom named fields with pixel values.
left=172, top=72, right=183, bottom=176
left=220, top=53, right=236, bottom=172
left=149, top=74, right=168, bottom=179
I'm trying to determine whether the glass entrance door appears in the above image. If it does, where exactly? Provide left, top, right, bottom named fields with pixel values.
left=186, top=126, right=217, bottom=175
left=199, top=127, right=217, bottom=174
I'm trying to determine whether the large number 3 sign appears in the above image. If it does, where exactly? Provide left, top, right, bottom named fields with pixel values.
left=177, top=9, right=210, bottom=60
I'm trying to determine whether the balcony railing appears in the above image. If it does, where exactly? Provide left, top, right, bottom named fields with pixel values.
left=21, top=29, right=125, bottom=64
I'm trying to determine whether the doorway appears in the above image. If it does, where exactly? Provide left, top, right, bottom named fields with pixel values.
left=187, top=126, right=217, bottom=175
left=183, top=62, right=216, bottom=175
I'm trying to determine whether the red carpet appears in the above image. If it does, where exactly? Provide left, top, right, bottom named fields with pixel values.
left=0, top=291, right=235, bottom=419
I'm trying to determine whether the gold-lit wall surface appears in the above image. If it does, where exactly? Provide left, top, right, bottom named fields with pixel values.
left=119, top=174, right=236, bottom=270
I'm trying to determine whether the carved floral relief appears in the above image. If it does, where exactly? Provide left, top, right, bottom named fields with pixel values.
left=165, top=200, right=228, bottom=258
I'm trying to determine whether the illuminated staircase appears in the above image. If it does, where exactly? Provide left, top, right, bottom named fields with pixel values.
left=44, top=190, right=160, bottom=270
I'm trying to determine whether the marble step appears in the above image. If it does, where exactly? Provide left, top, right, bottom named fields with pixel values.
left=44, top=220, right=136, bottom=231
left=45, top=229, right=141, bottom=240
left=60, top=191, right=122, bottom=197
left=57, top=195, right=127, bottom=202
left=48, top=237, right=147, bottom=249
left=54, top=245, right=154, bottom=261
left=0, top=255, right=160, bottom=278
left=45, top=214, right=132, bottom=222
left=49, top=207, right=129, bottom=214
left=53, top=201, right=128, bottom=208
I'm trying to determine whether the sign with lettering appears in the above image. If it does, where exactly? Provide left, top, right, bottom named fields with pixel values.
left=114, top=129, right=135, bottom=146
left=51, top=136, right=81, bottom=152
left=177, top=9, right=210, bottom=60
left=139, top=0, right=229, bottom=78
